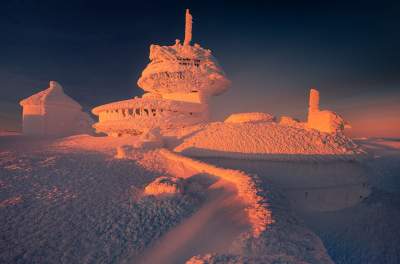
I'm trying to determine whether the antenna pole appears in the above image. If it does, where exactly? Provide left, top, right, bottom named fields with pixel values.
left=184, top=9, right=192, bottom=45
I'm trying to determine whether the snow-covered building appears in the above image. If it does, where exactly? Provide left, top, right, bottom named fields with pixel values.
left=92, top=9, right=230, bottom=136
left=19, top=81, right=94, bottom=136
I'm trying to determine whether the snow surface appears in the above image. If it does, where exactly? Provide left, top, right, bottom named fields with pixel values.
left=1, top=134, right=335, bottom=263
left=1, top=134, right=398, bottom=263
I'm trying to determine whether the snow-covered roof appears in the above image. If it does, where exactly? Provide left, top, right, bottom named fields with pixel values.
left=20, top=81, right=82, bottom=109
left=137, top=43, right=230, bottom=95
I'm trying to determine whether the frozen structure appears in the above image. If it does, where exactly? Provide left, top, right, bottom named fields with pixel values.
left=19, top=81, right=94, bottom=136
left=307, top=88, right=347, bottom=133
left=169, top=87, right=361, bottom=161
left=92, top=9, right=230, bottom=136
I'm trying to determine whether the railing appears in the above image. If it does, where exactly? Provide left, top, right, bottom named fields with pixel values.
left=98, top=107, right=198, bottom=123
left=100, top=108, right=159, bottom=122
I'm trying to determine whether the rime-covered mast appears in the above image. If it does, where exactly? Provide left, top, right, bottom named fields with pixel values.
left=91, top=9, right=230, bottom=136
left=184, top=9, right=192, bottom=45
left=137, top=9, right=230, bottom=96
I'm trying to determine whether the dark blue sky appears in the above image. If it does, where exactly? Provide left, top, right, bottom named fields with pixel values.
left=1, top=0, right=399, bottom=136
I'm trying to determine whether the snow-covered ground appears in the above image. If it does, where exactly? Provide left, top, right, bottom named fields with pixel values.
left=0, top=135, right=202, bottom=263
left=1, top=134, right=398, bottom=263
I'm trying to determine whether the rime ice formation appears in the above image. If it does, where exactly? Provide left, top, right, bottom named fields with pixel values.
left=19, top=81, right=94, bottom=136
left=307, top=88, right=347, bottom=133
left=92, top=9, right=230, bottom=136
left=224, top=112, right=275, bottom=123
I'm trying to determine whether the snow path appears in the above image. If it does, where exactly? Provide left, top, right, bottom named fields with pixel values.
left=138, top=176, right=250, bottom=264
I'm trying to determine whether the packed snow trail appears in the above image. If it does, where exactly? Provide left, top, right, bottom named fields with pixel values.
left=138, top=176, right=251, bottom=264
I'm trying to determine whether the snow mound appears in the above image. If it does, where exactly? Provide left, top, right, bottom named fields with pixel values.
left=144, top=176, right=184, bottom=196
left=175, top=122, right=364, bottom=160
left=224, top=112, right=275, bottom=123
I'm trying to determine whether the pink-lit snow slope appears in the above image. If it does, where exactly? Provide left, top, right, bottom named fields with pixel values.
left=174, top=121, right=365, bottom=161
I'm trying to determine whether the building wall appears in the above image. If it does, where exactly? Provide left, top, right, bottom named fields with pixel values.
left=22, top=104, right=91, bottom=136
left=161, top=92, right=207, bottom=104
left=43, top=105, right=80, bottom=136
left=22, top=105, right=45, bottom=135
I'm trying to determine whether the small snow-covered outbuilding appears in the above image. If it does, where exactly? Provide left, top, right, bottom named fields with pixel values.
left=19, top=81, right=94, bottom=136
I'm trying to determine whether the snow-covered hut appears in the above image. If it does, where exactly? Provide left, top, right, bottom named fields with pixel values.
left=19, top=81, right=94, bottom=136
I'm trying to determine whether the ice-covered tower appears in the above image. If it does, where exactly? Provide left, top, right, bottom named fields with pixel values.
left=137, top=9, right=230, bottom=103
left=92, top=9, right=230, bottom=136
